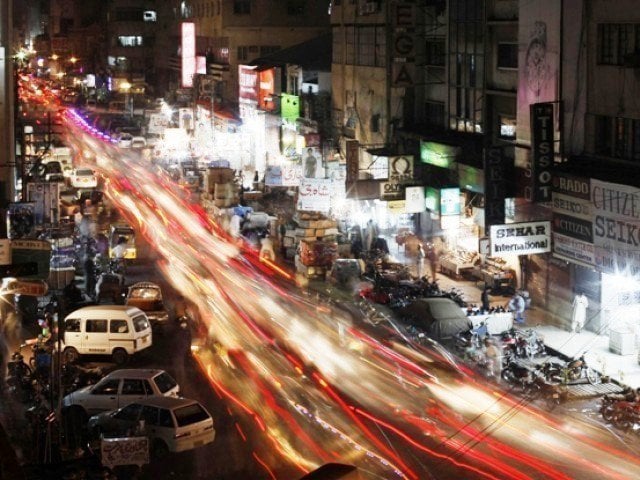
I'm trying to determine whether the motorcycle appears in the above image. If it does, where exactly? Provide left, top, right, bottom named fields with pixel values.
left=605, top=400, right=640, bottom=431
left=61, top=363, right=103, bottom=395
left=525, top=364, right=567, bottom=408
left=544, top=354, right=601, bottom=385
left=501, top=359, right=534, bottom=391
left=6, top=345, right=36, bottom=403
left=514, top=328, right=546, bottom=360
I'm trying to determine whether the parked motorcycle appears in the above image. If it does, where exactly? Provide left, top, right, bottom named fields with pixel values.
left=514, top=328, right=546, bottom=360
left=605, top=400, right=640, bottom=431
left=543, top=354, right=601, bottom=385
left=6, top=345, right=35, bottom=403
left=525, top=364, right=567, bottom=408
left=501, top=359, right=534, bottom=391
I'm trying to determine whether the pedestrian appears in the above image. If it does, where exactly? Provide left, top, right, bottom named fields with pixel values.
left=571, top=290, right=589, bottom=333
left=364, top=220, right=377, bottom=252
left=426, top=243, right=439, bottom=283
left=84, top=253, right=96, bottom=299
left=508, top=291, right=526, bottom=324
left=259, top=234, right=276, bottom=261
left=416, top=244, right=426, bottom=278
left=481, top=286, right=491, bottom=313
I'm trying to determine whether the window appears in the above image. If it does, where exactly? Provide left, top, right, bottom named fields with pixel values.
left=499, top=115, right=516, bottom=140
left=92, top=379, right=120, bottom=395
left=133, top=315, right=150, bottom=332
left=289, top=75, right=299, bottom=95
left=425, top=101, right=445, bottom=129
left=143, top=11, right=156, bottom=22
left=425, top=39, right=445, bottom=66
left=86, top=319, right=107, bottom=333
left=114, top=403, right=142, bottom=422
left=65, top=319, right=81, bottom=333
left=332, top=27, right=343, bottom=63
left=158, top=408, right=174, bottom=427
left=260, top=45, right=280, bottom=56
left=174, top=403, right=210, bottom=427
left=233, top=0, right=251, bottom=14
left=140, top=405, right=159, bottom=425
left=615, top=117, right=629, bottom=158
left=110, top=319, right=129, bottom=333
left=595, top=115, right=612, bottom=156
left=345, top=26, right=356, bottom=64
left=497, top=43, right=517, bottom=69
left=237, top=46, right=257, bottom=61
left=598, top=23, right=640, bottom=65
left=122, top=379, right=145, bottom=395
left=355, top=26, right=385, bottom=67
left=153, top=372, right=178, bottom=394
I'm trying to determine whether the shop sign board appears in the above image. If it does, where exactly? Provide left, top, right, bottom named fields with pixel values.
left=483, top=146, right=506, bottom=228
left=591, top=179, right=640, bottom=274
left=490, top=220, right=551, bottom=256
left=387, top=200, right=406, bottom=214
left=3, top=279, right=48, bottom=296
left=552, top=212, right=593, bottom=243
left=7, top=203, right=36, bottom=239
left=553, top=232, right=595, bottom=266
left=440, top=188, right=461, bottom=216
left=530, top=102, right=554, bottom=202
left=552, top=192, right=591, bottom=221
left=10, top=239, right=51, bottom=280
left=264, top=164, right=300, bottom=187
left=0, top=239, right=11, bottom=265
left=258, top=68, right=276, bottom=112
left=420, top=141, right=459, bottom=169
left=281, top=93, right=300, bottom=120
left=391, top=1, right=416, bottom=87
left=405, top=186, right=425, bottom=214
left=380, top=180, right=404, bottom=201
left=297, top=179, right=331, bottom=213
left=101, top=436, right=149, bottom=468
left=27, top=182, right=60, bottom=225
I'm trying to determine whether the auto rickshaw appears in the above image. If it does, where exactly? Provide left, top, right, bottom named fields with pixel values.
left=108, top=224, right=137, bottom=260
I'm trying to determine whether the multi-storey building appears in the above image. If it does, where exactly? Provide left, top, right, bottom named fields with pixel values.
left=155, top=0, right=330, bottom=108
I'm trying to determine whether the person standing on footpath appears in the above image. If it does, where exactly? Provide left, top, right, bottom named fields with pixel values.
left=508, top=291, right=526, bottom=324
left=416, top=244, right=426, bottom=278
left=571, top=290, right=589, bottom=333
left=426, top=243, right=439, bottom=283
left=481, top=286, right=491, bottom=313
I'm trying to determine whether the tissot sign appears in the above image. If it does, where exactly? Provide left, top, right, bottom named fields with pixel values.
left=490, top=221, right=551, bottom=256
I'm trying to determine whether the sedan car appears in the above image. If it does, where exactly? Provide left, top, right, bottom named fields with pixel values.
left=70, top=168, right=98, bottom=189
left=396, top=297, right=473, bottom=343
left=115, top=132, right=133, bottom=148
left=62, top=368, right=180, bottom=418
left=88, top=397, right=215, bottom=456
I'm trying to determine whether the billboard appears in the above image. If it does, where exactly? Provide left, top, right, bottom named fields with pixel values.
left=420, top=141, right=459, bottom=169
left=258, top=68, right=276, bottom=111
left=281, top=94, right=300, bottom=120
left=7, top=203, right=36, bottom=239
left=297, top=179, right=331, bottom=213
left=490, top=221, right=551, bottom=256
left=181, top=22, right=196, bottom=88
left=483, top=147, right=506, bottom=228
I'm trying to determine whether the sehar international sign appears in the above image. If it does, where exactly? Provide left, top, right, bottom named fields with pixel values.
left=490, top=221, right=551, bottom=256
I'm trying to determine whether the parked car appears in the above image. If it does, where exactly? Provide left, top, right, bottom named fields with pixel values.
left=396, top=297, right=473, bottom=343
left=115, top=132, right=133, bottom=148
left=88, top=396, right=215, bottom=456
left=125, top=282, right=169, bottom=333
left=62, top=368, right=179, bottom=419
left=131, top=136, right=147, bottom=149
left=70, top=168, right=98, bottom=189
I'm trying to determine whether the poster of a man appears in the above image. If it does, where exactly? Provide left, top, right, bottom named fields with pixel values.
left=303, top=148, right=322, bottom=179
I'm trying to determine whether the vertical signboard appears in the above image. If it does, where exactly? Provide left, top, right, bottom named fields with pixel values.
left=391, top=1, right=415, bottom=87
left=483, top=147, right=506, bottom=228
left=530, top=102, right=554, bottom=202
left=238, top=65, right=258, bottom=119
left=181, top=22, right=196, bottom=88
left=345, top=140, right=359, bottom=186
left=258, top=68, right=276, bottom=112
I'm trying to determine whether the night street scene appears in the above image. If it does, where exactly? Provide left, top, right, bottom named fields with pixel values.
left=2, top=0, right=640, bottom=479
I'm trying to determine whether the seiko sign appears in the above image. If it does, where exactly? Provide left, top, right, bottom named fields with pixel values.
left=490, top=221, right=551, bottom=256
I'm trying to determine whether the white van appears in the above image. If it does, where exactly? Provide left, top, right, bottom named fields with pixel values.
left=61, top=305, right=153, bottom=365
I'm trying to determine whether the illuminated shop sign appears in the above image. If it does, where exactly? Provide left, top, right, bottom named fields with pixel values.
left=530, top=102, right=554, bottom=202
left=440, top=188, right=461, bottom=216
left=258, top=68, right=276, bottom=111
left=420, top=141, right=460, bottom=169
left=181, top=23, right=195, bottom=88
left=490, top=221, right=551, bottom=256
left=281, top=93, right=300, bottom=120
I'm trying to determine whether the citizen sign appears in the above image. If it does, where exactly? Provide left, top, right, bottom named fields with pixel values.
left=490, top=221, right=551, bottom=256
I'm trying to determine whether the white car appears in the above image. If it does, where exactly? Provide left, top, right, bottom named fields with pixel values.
left=115, top=132, right=133, bottom=148
left=62, top=368, right=180, bottom=418
left=88, top=396, right=215, bottom=456
left=70, top=168, right=98, bottom=189
left=131, top=136, right=147, bottom=149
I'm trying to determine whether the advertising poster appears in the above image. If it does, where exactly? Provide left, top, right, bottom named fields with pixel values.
left=302, top=147, right=323, bottom=179
left=27, top=182, right=60, bottom=225
left=264, top=164, right=301, bottom=187
left=7, top=203, right=36, bottom=239
left=405, top=186, right=425, bottom=214
left=297, top=179, right=331, bottom=213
